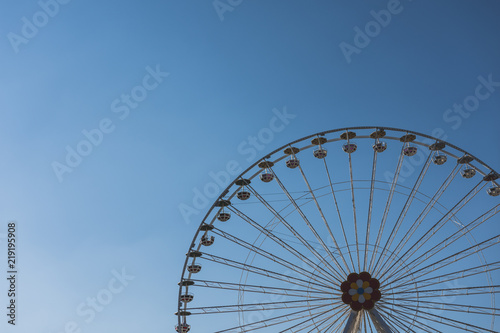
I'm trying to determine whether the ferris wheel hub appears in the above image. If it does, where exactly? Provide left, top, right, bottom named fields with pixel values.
left=341, top=272, right=382, bottom=311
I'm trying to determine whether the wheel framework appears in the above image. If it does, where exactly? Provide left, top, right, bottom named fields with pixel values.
left=176, top=126, right=500, bottom=332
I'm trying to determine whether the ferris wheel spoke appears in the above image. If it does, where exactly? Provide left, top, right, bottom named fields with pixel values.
left=364, top=310, right=376, bottom=333
left=210, top=227, right=333, bottom=286
left=377, top=164, right=460, bottom=278
left=323, top=156, right=356, bottom=273
left=293, top=152, right=352, bottom=276
left=199, top=252, right=332, bottom=292
left=372, top=151, right=432, bottom=276
left=383, top=284, right=500, bottom=298
left=344, top=134, right=362, bottom=272
left=380, top=313, right=420, bottom=333
left=363, top=147, right=379, bottom=272
left=249, top=185, right=342, bottom=283
left=368, top=145, right=405, bottom=273
left=395, top=303, right=497, bottom=332
left=374, top=308, right=417, bottom=333
left=385, top=234, right=500, bottom=286
left=278, top=304, right=340, bottom=332
left=363, top=310, right=370, bottom=333
left=380, top=181, right=489, bottom=283
left=317, top=307, right=352, bottom=333
left=362, top=310, right=375, bottom=333
left=365, top=308, right=399, bottom=332
left=186, top=298, right=334, bottom=315
left=305, top=306, right=346, bottom=333
left=333, top=312, right=351, bottom=332
left=388, top=299, right=500, bottom=316
left=393, top=260, right=500, bottom=291
left=191, top=278, right=340, bottom=298
left=259, top=166, right=347, bottom=281
left=214, top=303, right=333, bottom=333
left=227, top=206, right=339, bottom=283
left=377, top=305, right=443, bottom=333
left=324, top=308, right=356, bottom=333
left=387, top=204, right=500, bottom=285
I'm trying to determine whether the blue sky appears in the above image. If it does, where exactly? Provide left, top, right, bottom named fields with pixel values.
left=0, top=0, right=499, bottom=332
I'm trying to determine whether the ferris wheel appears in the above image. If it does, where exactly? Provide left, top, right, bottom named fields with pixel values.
left=176, top=126, right=500, bottom=332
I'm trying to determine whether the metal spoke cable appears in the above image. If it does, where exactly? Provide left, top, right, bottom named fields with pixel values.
left=278, top=306, right=336, bottom=332
left=199, top=252, right=332, bottom=292
left=211, top=227, right=332, bottom=286
left=383, top=284, right=500, bottom=297
left=323, top=157, right=356, bottom=272
left=249, top=171, right=346, bottom=282
left=373, top=309, right=401, bottom=332
left=214, top=303, right=332, bottom=333
left=390, top=299, right=500, bottom=316
left=379, top=310, right=421, bottom=333
left=380, top=181, right=488, bottom=283
left=331, top=310, right=350, bottom=332
left=392, top=260, right=500, bottom=291
left=372, top=151, right=432, bottom=276
left=261, top=165, right=347, bottom=277
left=305, top=307, right=345, bottom=333
left=378, top=305, right=445, bottom=333
left=294, top=152, right=351, bottom=276
left=395, top=303, right=497, bottom=332
left=388, top=204, right=500, bottom=281
left=228, top=205, right=338, bottom=283
left=385, top=234, right=500, bottom=286
left=368, top=145, right=405, bottom=273
left=186, top=298, right=335, bottom=315
left=376, top=308, right=416, bottom=333
left=191, top=279, right=340, bottom=298
left=346, top=134, right=361, bottom=272
left=364, top=147, right=378, bottom=272
left=376, top=164, right=460, bottom=277
left=364, top=310, right=371, bottom=333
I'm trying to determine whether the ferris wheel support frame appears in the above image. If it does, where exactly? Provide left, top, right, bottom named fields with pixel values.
left=343, top=309, right=393, bottom=333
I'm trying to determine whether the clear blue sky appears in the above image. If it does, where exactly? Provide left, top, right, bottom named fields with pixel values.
left=0, top=1, right=499, bottom=332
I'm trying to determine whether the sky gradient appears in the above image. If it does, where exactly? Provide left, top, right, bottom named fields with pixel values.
left=0, top=1, right=499, bottom=332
